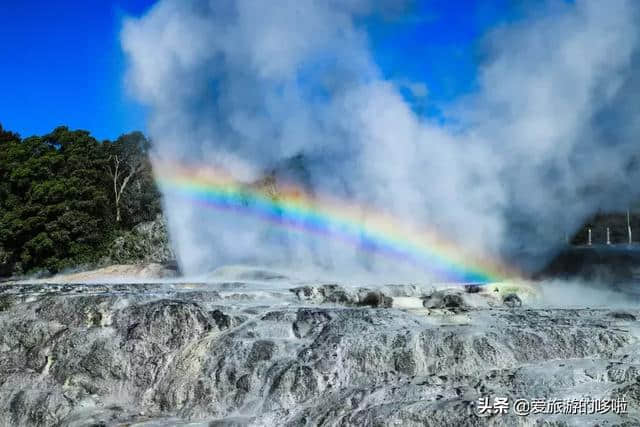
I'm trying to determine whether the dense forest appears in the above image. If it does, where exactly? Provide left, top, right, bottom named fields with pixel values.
left=0, top=124, right=161, bottom=276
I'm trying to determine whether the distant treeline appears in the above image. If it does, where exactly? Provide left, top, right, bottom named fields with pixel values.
left=0, top=124, right=161, bottom=276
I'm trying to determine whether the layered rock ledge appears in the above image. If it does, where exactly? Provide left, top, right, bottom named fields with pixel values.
left=0, top=278, right=638, bottom=426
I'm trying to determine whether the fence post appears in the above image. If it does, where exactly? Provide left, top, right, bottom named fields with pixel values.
left=628, top=209, right=633, bottom=245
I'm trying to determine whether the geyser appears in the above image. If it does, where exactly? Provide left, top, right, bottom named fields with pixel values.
left=154, top=162, right=520, bottom=283
left=121, top=0, right=640, bottom=278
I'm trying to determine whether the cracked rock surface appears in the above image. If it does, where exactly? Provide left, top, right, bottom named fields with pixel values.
left=0, top=278, right=639, bottom=426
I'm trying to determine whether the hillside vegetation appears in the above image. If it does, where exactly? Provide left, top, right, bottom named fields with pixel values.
left=0, top=124, right=161, bottom=276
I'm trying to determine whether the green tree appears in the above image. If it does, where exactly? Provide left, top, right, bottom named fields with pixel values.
left=0, top=125, right=23, bottom=275
left=0, top=126, right=111, bottom=273
left=0, top=124, right=162, bottom=276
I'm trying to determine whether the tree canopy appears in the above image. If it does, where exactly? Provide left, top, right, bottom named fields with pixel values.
left=0, top=124, right=161, bottom=275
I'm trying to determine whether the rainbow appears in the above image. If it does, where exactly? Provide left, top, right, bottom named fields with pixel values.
left=154, top=163, right=520, bottom=283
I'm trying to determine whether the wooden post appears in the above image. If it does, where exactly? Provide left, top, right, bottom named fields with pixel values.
left=628, top=209, right=633, bottom=245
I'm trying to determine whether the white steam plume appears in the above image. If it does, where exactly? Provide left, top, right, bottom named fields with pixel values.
left=121, top=0, right=640, bottom=278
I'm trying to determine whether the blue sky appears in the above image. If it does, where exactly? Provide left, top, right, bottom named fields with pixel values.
left=0, top=0, right=155, bottom=140
left=372, top=0, right=522, bottom=120
left=0, top=0, right=517, bottom=141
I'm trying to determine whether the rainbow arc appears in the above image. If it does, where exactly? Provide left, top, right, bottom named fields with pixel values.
left=155, top=163, right=520, bottom=283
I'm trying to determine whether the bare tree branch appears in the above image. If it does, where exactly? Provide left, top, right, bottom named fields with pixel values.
left=106, top=151, right=144, bottom=223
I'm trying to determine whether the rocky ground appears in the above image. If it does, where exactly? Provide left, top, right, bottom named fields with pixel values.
left=107, top=214, right=175, bottom=267
left=1, top=270, right=639, bottom=426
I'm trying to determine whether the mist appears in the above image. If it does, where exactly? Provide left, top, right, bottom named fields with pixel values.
left=121, top=0, right=640, bottom=279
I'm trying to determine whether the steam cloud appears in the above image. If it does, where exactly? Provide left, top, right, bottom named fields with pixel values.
left=121, top=0, right=640, bottom=278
